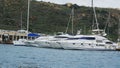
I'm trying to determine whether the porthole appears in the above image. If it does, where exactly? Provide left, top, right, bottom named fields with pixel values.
left=73, top=43, right=75, bottom=45
left=81, top=43, right=83, bottom=45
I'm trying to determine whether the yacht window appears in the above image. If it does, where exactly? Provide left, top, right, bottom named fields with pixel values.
left=67, top=38, right=79, bottom=40
left=96, top=40, right=103, bottom=43
left=81, top=43, right=83, bottom=45
left=105, top=42, right=113, bottom=44
left=57, top=42, right=61, bottom=44
left=55, top=36, right=68, bottom=38
left=73, top=43, right=75, bottom=45
left=79, top=37, right=95, bottom=40
left=97, top=44, right=105, bottom=46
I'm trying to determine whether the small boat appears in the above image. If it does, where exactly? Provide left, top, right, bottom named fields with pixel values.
left=13, top=0, right=30, bottom=46
left=13, top=39, right=27, bottom=46
left=13, top=32, right=40, bottom=46
left=13, top=0, right=40, bottom=46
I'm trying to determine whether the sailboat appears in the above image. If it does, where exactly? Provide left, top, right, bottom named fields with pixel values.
left=91, top=0, right=107, bottom=36
left=59, top=0, right=118, bottom=50
left=13, top=0, right=40, bottom=46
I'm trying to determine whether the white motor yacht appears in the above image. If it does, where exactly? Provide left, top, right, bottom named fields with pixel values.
left=59, top=35, right=118, bottom=50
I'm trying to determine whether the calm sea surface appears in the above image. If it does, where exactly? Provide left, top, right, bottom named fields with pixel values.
left=0, top=44, right=120, bottom=68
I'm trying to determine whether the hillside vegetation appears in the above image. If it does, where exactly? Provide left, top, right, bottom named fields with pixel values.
left=0, top=0, right=120, bottom=41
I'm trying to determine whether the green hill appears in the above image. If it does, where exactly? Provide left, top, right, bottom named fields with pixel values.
left=0, top=0, right=120, bottom=41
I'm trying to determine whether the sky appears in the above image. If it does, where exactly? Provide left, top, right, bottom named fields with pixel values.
left=37, top=0, right=120, bottom=9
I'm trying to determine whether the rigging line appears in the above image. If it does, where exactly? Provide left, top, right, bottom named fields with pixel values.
left=93, top=6, right=99, bottom=29
left=104, top=12, right=110, bottom=33
left=65, top=13, right=72, bottom=34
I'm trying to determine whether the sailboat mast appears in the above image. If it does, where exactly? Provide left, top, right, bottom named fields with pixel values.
left=21, top=12, right=23, bottom=30
left=91, top=0, right=94, bottom=30
left=27, top=0, right=30, bottom=39
left=118, top=15, right=120, bottom=42
left=91, top=0, right=101, bottom=35
left=65, top=4, right=74, bottom=34
left=71, top=7, right=74, bottom=34
left=92, top=0, right=99, bottom=30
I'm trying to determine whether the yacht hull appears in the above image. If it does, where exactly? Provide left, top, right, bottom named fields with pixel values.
left=49, top=41, right=63, bottom=48
left=60, top=41, right=116, bottom=51
left=35, top=40, right=51, bottom=48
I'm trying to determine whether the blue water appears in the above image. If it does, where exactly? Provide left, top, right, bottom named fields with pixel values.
left=0, top=44, right=120, bottom=68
